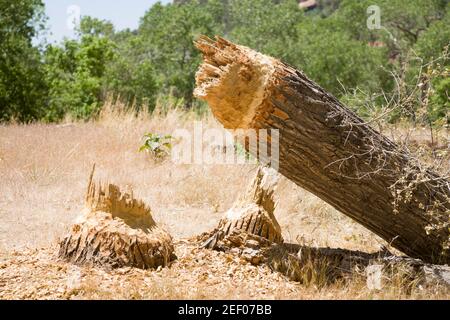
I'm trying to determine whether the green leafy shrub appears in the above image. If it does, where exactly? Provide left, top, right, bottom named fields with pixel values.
left=140, top=133, right=173, bottom=160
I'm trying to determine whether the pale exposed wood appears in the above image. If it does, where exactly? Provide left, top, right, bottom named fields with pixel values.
left=194, top=36, right=450, bottom=264
left=59, top=169, right=175, bottom=269
left=201, top=166, right=283, bottom=249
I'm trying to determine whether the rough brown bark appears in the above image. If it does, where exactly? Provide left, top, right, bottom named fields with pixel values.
left=194, top=36, right=450, bottom=264
left=59, top=169, right=175, bottom=269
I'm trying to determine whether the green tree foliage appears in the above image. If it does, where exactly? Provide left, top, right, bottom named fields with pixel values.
left=429, top=72, right=449, bottom=124
left=78, top=16, right=115, bottom=38
left=104, top=32, right=160, bottom=111
left=0, top=0, right=448, bottom=124
left=414, top=7, right=449, bottom=124
left=414, top=6, right=450, bottom=61
left=0, top=0, right=47, bottom=121
left=315, top=0, right=342, bottom=17
left=337, top=0, right=446, bottom=44
left=227, top=0, right=302, bottom=63
left=138, top=1, right=219, bottom=107
left=44, top=24, right=115, bottom=121
left=293, top=17, right=388, bottom=97
left=336, top=0, right=449, bottom=124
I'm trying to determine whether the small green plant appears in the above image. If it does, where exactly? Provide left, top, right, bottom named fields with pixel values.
left=140, top=133, right=173, bottom=160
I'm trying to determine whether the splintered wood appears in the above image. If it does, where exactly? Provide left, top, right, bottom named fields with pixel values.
left=201, top=166, right=283, bottom=251
left=58, top=169, right=175, bottom=269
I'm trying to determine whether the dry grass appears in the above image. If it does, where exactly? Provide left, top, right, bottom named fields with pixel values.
left=0, top=104, right=448, bottom=299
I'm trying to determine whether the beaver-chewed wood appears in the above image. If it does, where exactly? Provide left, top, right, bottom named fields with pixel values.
left=201, top=166, right=283, bottom=250
left=194, top=35, right=450, bottom=264
left=58, top=169, right=175, bottom=269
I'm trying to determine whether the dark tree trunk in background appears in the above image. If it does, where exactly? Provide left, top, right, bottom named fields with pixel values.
left=194, top=36, right=450, bottom=264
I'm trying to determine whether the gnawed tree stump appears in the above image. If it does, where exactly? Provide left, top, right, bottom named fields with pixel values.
left=59, top=171, right=175, bottom=269
left=200, top=166, right=283, bottom=250
left=194, top=36, right=450, bottom=264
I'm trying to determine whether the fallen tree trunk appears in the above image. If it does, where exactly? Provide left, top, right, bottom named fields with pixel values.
left=194, top=36, right=450, bottom=264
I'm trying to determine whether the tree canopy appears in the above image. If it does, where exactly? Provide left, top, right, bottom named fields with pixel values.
left=0, top=0, right=448, bottom=124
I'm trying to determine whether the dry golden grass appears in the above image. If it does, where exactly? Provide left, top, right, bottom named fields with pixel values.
left=0, top=104, right=448, bottom=299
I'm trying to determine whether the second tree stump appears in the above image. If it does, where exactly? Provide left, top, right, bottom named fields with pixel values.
left=201, top=166, right=283, bottom=250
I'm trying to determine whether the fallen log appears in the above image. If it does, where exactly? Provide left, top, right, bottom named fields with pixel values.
left=194, top=36, right=450, bottom=264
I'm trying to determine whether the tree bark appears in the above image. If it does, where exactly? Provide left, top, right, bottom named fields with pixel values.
left=194, top=36, right=450, bottom=264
